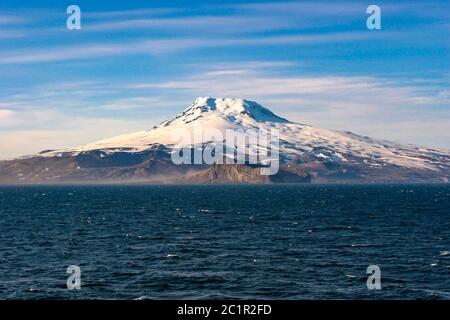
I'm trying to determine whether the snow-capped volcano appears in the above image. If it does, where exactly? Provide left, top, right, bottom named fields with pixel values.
left=52, top=97, right=289, bottom=154
left=1, top=97, right=449, bottom=184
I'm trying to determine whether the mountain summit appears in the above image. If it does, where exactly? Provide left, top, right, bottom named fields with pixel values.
left=53, top=97, right=289, bottom=154
left=174, top=97, right=290, bottom=124
left=1, top=97, right=449, bottom=184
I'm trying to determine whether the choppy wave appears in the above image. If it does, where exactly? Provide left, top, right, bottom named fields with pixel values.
left=0, top=184, right=449, bottom=299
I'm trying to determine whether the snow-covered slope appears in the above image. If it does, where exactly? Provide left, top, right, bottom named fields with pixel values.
left=2, top=97, right=449, bottom=183
left=39, top=97, right=449, bottom=172
left=46, top=97, right=287, bottom=153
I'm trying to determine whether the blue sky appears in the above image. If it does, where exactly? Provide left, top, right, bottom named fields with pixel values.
left=0, top=0, right=449, bottom=158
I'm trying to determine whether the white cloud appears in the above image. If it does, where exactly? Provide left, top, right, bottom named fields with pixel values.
left=0, top=109, right=14, bottom=121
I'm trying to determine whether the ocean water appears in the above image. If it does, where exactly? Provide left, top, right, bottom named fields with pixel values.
left=0, top=184, right=449, bottom=300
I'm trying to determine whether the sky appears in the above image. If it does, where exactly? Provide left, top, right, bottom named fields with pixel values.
left=0, top=0, right=449, bottom=159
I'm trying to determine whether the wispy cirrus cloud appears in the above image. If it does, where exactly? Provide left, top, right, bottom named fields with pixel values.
left=144, top=69, right=447, bottom=106
left=85, top=15, right=293, bottom=33
left=0, top=38, right=206, bottom=64
left=230, top=1, right=365, bottom=15
left=0, top=13, right=28, bottom=25
left=0, top=29, right=28, bottom=39
left=0, top=13, right=32, bottom=38
left=83, top=8, right=183, bottom=19
left=232, top=0, right=450, bottom=17
left=0, top=30, right=384, bottom=64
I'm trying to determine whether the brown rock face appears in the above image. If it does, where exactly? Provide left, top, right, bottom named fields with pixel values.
left=185, top=164, right=269, bottom=183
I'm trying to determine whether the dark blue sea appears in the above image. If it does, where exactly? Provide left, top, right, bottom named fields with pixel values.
left=0, top=184, right=449, bottom=299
